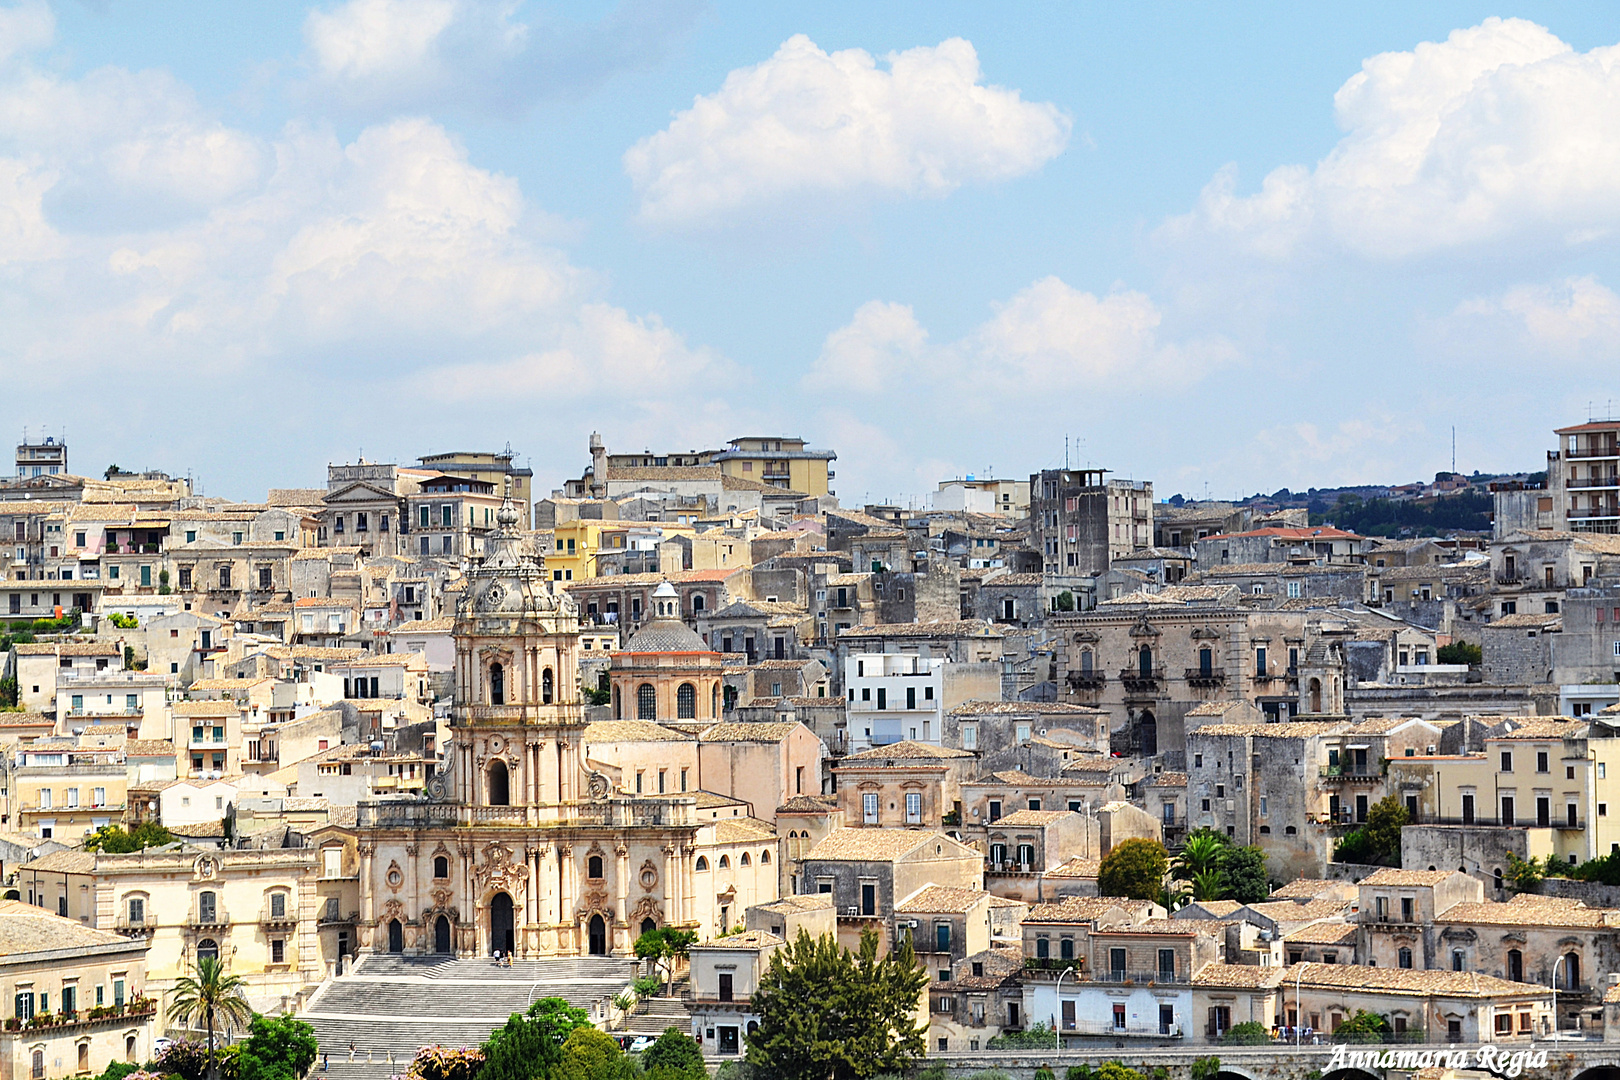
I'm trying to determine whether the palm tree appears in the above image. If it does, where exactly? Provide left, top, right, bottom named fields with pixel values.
left=1191, top=869, right=1226, bottom=902
left=169, top=956, right=253, bottom=1080
left=1173, top=831, right=1227, bottom=882
left=1157, top=882, right=1191, bottom=913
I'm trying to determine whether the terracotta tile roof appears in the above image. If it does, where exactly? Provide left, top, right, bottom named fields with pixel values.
left=1183, top=900, right=1244, bottom=917
left=1246, top=899, right=1352, bottom=922
left=15, top=642, right=120, bottom=656
left=1284, top=962, right=1547, bottom=998
left=584, top=720, right=692, bottom=743
left=841, top=741, right=974, bottom=762
left=605, top=465, right=722, bottom=481
left=1270, top=879, right=1345, bottom=900
left=392, top=616, right=455, bottom=632
left=1358, top=868, right=1458, bottom=887
left=804, top=828, right=958, bottom=863
left=21, top=849, right=98, bottom=874
left=1191, top=962, right=1288, bottom=989
left=1186, top=700, right=1255, bottom=718
left=992, top=809, right=1074, bottom=826
left=776, top=795, right=838, bottom=813
left=699, top=722, right=803, bottom=742
left=1484, top=613, right=1563, bottom=630
left=1024, top=896, right=1143, bottom=923
left=1097, top=918, right=1224, bottom=937
left=696, top=928, right=784, bottom=949
left=712, top=817, right=776, bottom=843
left=897, top=885, right=988, bottom=914
left=1191, top=721, right=1348, bottom=738
left=951, top=701, right=1104, bottom=716
left=1439, top=897, right=1620, bottom=929
left=754, top=894, right=835, bottom=915
left=1146, top=772, right=1187, bottom=786
left=173, top=701, right=240, bottom=717
left=0, top=899, right=141, bottom=954
left=1043, top=857, right=1100, bottom=879
left=1491, top=718, right=1588, bottom=740
left=1060, top=758, right=1118, bottom=774
left=1282, top=920, right=1358, bottom=945
left=837, top=620, right=1004, bottom=638
left=975, top=769, right=1045, bottom=784
left=125, top=739, right=177, bottom=756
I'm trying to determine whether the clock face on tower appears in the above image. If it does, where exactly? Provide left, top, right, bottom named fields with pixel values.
left=480, top=583, right=506, bottom=610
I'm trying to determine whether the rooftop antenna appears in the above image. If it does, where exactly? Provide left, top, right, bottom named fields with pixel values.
left=1451, top=426, right=1456, bottom=475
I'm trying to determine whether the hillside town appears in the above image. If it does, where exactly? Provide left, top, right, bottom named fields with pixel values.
left=5, top=418, right=1620, bottom=1079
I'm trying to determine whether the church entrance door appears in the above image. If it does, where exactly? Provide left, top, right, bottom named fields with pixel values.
left=387, top=919, right=403, bottom=953
left=435, top=915, right=452, bottom=954
left=491, top=892, right=515, bottom=956
left=588, top=913, right=607, bottom=955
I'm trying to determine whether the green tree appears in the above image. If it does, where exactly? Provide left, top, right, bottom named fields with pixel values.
left=86, top=822, right=175, bottom=853
left=235, top=1014, right=318, bottom=1080
left=1333, top=1010, right=1390, bottom=1043
left=1156, top=882, right=1190, bottom=913
left=1219, top=846, right=1270, bottom=904
left=1361, top=795, right=1409, bottom=867
left=479, top=997, right=591, bottom=1080
left=1221, top=1021, right=1270, bottom=1045
left=1189, top=1057, right=1221, bottom=1080
left=1172, top=830, right=1228, bottom=882
left=168, top=959, right=254, bottom=1080
left=747, top=927, right=927, bottom=1080
left=1505, top=852, right=1548, bottom=893
left=156, top=1041, right=214, bottom=1080
left=0, top=674, right=18, bottom=709
left=407, top=1046, right=484, bottom=1080
left=641, top=1028, right=705, bottom=1080
left=1055, top=591, right=1075, bottom=612
left=556, top=1027, right=634, bottom=1080
left=634, top=927, right=698, bottom=994
left=1436, top=642, right=1482, bottom=666
left=1097, top=838, right=1169, bottom=900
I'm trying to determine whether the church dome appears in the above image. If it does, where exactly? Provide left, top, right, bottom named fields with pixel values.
left=624, top=580, right=708, bottom=652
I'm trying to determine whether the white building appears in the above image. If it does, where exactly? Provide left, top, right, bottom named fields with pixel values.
left=843, top=653, right=944, bottom=750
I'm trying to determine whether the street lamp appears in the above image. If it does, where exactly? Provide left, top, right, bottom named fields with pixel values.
left=1295, top=962, right=1307, bottom=1046
left=1054, top=965, right=1077, bottom=1052
left=1551, top=954, right=1564, bottom=1040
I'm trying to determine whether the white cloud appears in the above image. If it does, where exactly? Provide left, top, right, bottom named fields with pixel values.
left=299, top=0, right=698, bottom=118
left=625, top=35, right=1070, bottom=226
left=1451, top=275, right=1620, bottom=357
left=0, top=1, right=52, bottom=66
left=1166, top=17, right=1620, bottom=259
left=0, top=52, right=732, bottom=493
left=804, top=277, right=1235, bottom=498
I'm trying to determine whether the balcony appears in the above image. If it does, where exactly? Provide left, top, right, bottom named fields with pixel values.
left=1117, top=668, right=1164, bottom=694
left=1065, top=671, right=1106, bottom=692
left=1060, top=1019, right=1182, bottom=1039
left=1565, top=446, right=1620, bottom=460
left=1185, top=667, right=1226, bottom=688
left=1090, top=969, right=1190, bottom=986
left=188, top=908, right=230, bottom=930
left=682, top=990, right=754, bottom=1008
left=317, top=908, right=359, bottom=927
left=1568, top=509, right=1620, bottom=520
left=2, top=999, right=156, bottom=1034
left=260, top=905, right=297, bottom=930
left=1319, top=766, right=1385, bottom=783
left=114, top=914, right=154, bottom=938
left=1496, top=572, right=1525, bottom=585
left=1567, top=477, right=1620, bottom=489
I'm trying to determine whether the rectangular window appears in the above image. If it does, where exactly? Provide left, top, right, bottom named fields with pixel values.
left=863, top=793, right=879, bottom=824
left=905, top=792, right=922, bottom=823
left=271, top=939, right=285, bottom=964
left=1501, top=751, right=1513, bottom=772
left=860, top=882, right=876, bottom=917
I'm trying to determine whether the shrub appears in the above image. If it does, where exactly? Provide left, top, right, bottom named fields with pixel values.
left=986, top=1023, right=1055, bottom=1050
left=1034, top=1069, right=1056, bottom=1080
left=1436, top=642, right=1481, bottom=666
left=965, top=1072, right=1012, bottom=1080
left=407, top=1045, right=484, bottom=1080
left=1222, top=1021, right=1270, bottom=1045
left=1190, top=1057, right=1221, bottom=1080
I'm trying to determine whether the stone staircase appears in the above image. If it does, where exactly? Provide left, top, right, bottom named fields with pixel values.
left=300, top=954, right=655, bottom=1080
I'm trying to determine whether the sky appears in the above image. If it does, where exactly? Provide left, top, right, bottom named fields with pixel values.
left=6, top=1, right=1620, bottom=506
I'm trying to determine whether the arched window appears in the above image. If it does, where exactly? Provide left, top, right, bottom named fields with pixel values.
left=1507, top=948, right=1523, bottom=982
left=612, top=685, right=621, bottom=719
left=695, top=856, right=709, bottom=871
left=490, top=663, right=505, bottom=705
left=198, top=890, right=217, bottom=923
left=433, top=855, right=449, bottom=879
left=587, top=855, right=604, bottom=879
left=32, top=1050, right=43, bottom=1080
left=488, top=760, right=509, bottom=806
left=1309, top=677, right=1322, bottom=713
left=677, top=683, right=696, bottom=720
left=718, top=855, right=730, bottom=869
left=740, top=852, right=751, bottom=867
left=126, top=1035, right=137, bottom=1063
left=269, top=891, right=287, bottom=919
left=197, top=938, right=219, bottom=963
left=760, top=850, right=771, bottom=864
left=1397, top=947, right=1413, bottom=969
left=641, top=917, right=657, bottom=938
left=692, top=594, right=705, bottom=613
left=1493, top=867, right=1503, bottom=892
left=1564, top=952, right=1580, bottom=990
left=542, top=667, right=554, bottom=705
left=637, top=683, right=657, bottom=720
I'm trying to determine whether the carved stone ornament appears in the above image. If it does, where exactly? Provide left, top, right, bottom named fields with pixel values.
left=639, top=860, right=659, bottom=891
left=1191, top=627, right=1222, bottom=640
left=386, top=860, right=405, bottom=892
left=631, top=895, right=662, bottom=925
left=586, top=771, right=612, bottom=801
left=1071, top=631, right=1100, bottom=644
left=576, top=889, right=613, bottom=920
left=614, top=843, right=629, bottom=859
left=193, top=856, right=218, bottom=881
left=380, top=898, right=406, bottom=922
left=426, top=776, right=448, bottom=802
left=1128, top=618, right=1160, bottom=639
left=488, top=735, right=505, bottom=754
left=479, top=583, right=507, bottom=611
left=477, top=644, right=514, bottom=665
left=474, top=842, right=530, bottom=895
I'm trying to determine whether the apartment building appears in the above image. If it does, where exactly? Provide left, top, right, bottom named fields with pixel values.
left=1028, top=469, right=1153, bottom=575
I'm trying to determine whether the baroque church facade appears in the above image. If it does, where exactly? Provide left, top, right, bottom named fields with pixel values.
left=353, top=496, right=706, bottom=958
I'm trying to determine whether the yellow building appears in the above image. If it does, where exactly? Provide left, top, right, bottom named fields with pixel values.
left=549, top=521, right=696, bottom=583
left=415, top=449, right=533, bottom=524
left=12, top=742, right=128, bottom=842
left=0, top=899, right=156, bottom=1080
left=712, top=437, right=835, bottom=498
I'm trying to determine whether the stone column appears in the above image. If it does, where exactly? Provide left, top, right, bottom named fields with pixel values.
left=615, top=843, right=630, bottom=934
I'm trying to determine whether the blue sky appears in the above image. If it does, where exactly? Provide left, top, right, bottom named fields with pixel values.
left=6, top=1, right=1620, bottom=505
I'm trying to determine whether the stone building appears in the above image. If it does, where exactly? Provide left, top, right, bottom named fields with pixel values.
left=797, top=828, right=982, bottom=952
left=608, top=582, right=725, bottom=723
left=352, top=499, right=718, bottom=959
